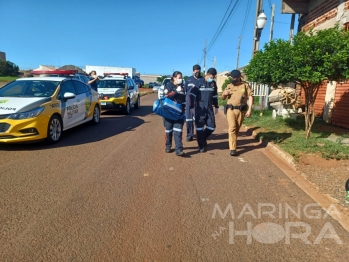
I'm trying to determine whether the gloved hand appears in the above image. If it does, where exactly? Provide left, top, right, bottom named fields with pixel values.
left=164, top=89, right=168, bottom=94
left=214, top=108, right=219, bottom=115
left=176, top=86, right=182, bottom=92
left=190, top=108, right=195, bottom=115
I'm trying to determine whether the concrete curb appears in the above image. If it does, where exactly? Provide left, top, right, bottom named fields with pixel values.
left=242, top=124, right=296, bottom=168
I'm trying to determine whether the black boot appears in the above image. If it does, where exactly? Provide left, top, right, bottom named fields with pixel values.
left=230, top=150, right=237, bottom=156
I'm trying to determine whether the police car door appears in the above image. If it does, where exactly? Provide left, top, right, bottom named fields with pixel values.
left=72, top=80, right=89, bottom=122
left=127, top=79, right=136, bottom=105
left=59, top=80, right=80, bottom=129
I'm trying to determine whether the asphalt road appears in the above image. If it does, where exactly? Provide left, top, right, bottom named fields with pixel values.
left=1, top=93, right=349, bottom=261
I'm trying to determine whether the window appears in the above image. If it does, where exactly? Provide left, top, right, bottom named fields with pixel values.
left=72, top=80, right=89, bottom=94
left=127, top=79, right=135, bottom=89
left=0, top=80, right=59, bottom=97
left=59, top=80, right=76, bottom=99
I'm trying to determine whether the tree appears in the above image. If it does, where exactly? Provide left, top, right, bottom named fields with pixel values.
left=157, top=75, right=168, bottom=83
left=244, top=25, right=349, bottom=139
left=0, top=60, right=19, bottom=76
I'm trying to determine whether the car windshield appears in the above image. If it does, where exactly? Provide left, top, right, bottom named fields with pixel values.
left=98, top=79, right=125, bottom=88
left=0, top=80, right=60, bottom=97
left=162, top=79, right=170, bottom=87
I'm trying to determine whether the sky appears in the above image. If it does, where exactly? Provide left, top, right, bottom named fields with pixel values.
left=1, top=0, right=298, bottom=76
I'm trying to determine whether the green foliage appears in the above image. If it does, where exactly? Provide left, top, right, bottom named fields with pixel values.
left=244, top=25, right=349, bottom=139
left=0, top=60, right=19, bottom=76
left=221, top=78, right=231, bottom=92
left=157, top=75, right=167, bottom=83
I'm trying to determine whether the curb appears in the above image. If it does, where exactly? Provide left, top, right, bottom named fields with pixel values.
left=242, top=124, right=296, bottom=167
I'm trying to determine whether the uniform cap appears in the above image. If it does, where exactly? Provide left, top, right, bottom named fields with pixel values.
left=230, top=70, right=241, bottom=78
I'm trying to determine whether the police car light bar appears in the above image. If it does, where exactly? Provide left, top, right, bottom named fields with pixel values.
left=31, top=69, right=79, bottom=75
left=103, top=72, right=129, bottom=76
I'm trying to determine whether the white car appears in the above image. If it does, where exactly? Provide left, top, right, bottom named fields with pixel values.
left=158, top=78, right=171, bottom=99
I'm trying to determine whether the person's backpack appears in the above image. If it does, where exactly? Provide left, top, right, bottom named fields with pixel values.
left=153, top=97, right=185, bottom=120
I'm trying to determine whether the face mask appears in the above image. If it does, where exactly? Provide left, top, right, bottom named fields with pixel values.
left=207, top=78, right=213, bottom=83
left=194, top=72, right=200, bottom=78
left=176, top=79, right=183, bottom=85
left=231, top=79, right=239, bottom=84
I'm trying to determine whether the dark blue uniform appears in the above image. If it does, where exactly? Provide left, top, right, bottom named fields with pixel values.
left=164, top=81, right=186, bottom=153
left=189, top=79, right=219, bottom=148
left=184, top=75, right=204, bottom=140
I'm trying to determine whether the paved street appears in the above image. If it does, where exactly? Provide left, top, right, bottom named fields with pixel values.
left=1, top=93, right=348, bottom=261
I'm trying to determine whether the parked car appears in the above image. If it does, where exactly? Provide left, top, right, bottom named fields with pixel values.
left=0, top=77, right=101, bottom=144
left=152, top=82, right=161, bottom=92
left=148, top=82, right=155, bottom=88
left=98, top=73, right=140, bottom=114
left=158, top=78, right=172, bottom=99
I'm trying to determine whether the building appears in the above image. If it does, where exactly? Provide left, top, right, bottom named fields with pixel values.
left=0, top=51, right=6, bottom=61
left=282, top=0, right=349, bottom=129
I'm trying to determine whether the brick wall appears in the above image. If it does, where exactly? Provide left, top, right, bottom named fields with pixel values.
left=300, top=0, right=349, bottom=31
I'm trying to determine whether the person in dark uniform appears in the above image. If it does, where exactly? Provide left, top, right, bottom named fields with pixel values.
left=88, top=70, right=99, bottom=91
left=163, top=71, right=186, bottom=156
left=189, top=68, right=219, bottom=153
left=184, top=64, right=203, bottom=142
left=221, top=69, right=253, bottom=156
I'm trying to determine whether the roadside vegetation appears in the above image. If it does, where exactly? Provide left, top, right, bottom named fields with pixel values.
left=244, top=25, right=349, bottom=139
left=243, top=109, right=349, bottom=161
left=0, top=76, right=18, bottom=82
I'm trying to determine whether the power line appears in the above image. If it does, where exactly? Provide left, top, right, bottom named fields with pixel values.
left=240, top=0, right=252, bottom=38
left=206, top=0, right=241, bottom=52
left=206, top=0, right=234, bottom=52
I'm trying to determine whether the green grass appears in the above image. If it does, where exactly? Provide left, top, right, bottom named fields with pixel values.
left=244, top=109, right=349, bottom=161
left=0, top=76, right=18, bottom=81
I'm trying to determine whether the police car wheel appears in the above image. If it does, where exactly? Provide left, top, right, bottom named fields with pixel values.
left=46, top=115, right=62, bottom=144
left=134, top=96, right=140, bottom=109
left=122, top=99, right=130, bottom=115
left=91, top=105, right=100, bottom=124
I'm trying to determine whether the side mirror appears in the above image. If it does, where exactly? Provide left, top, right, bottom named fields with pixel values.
left=63, top=92, right=76, bottom=99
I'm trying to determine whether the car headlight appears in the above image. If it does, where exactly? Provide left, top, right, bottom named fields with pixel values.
left=9, top=107, right=45, bottom=120
left=114, top=92, right=124, bottom=98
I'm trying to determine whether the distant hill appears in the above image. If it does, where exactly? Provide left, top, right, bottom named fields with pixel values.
left=58, top=65, right=87, bottom=74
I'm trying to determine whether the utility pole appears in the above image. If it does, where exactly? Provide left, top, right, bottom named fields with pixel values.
left=213, top=56, right=216, bottom=68
left=236, top=35, right=241, bottom=69
left=290, top=14, right=295, bottom=44
left=269, top=4, right=275, bottom=41
left=203, top=39, right=207, bottom=74
left=252, top=0, right=263, bottom=57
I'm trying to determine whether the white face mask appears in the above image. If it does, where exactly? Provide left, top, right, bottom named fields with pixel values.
left=176, top=79, right=183, bottom=85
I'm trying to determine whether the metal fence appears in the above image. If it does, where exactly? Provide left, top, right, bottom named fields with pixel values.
left=249, top=82, right=270, bottom=109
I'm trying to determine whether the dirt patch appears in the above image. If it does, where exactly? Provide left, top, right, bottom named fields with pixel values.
left=295, top=153, right=349, bottom=206
left=0, top=81, right=8, bottom=88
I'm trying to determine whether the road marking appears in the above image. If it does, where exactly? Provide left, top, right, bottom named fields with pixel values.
left=201, top=198, right=209, bottom=202
left=238, top=157, right=247, bottom=163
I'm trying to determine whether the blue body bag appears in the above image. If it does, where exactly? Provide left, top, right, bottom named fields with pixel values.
left=153, top=97, right=185, bottom=121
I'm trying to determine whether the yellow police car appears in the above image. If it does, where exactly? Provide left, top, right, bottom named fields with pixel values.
left=98, top=73, right=140, bottom=114
left=0, top=73, right=101, bottom=143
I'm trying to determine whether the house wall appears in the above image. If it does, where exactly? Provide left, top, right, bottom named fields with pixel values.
left=331, top=82, right=349, bottom=129
left=299, top=0, right=349, bottom=32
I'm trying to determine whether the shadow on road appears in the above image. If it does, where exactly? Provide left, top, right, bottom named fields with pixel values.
left=0, top=115, right=145, bottom=151
left=182, top=131, right=267, bottom=157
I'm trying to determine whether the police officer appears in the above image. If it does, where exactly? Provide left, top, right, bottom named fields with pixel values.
left=189, top=67, right=219, bottom=152
left=184, top=64, right=203, bottom=142
left=222, top=70, right=253, bottom=156
left=163, top=71, right=186, bottom=156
